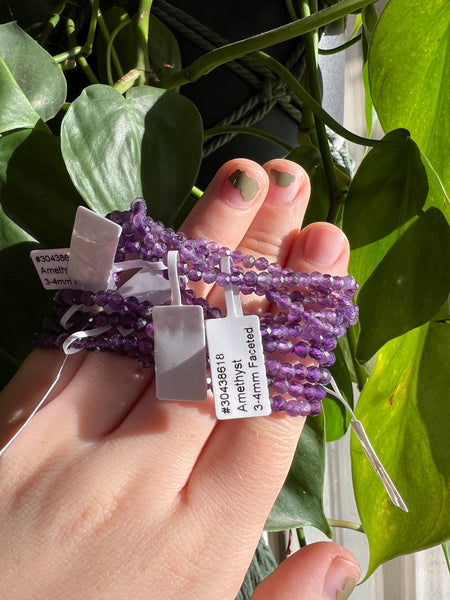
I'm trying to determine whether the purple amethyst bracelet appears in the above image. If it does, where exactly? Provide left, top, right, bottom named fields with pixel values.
left=35, top=199, right=359, bottom=418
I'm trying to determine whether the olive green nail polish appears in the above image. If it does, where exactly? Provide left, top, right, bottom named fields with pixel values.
left=337, top=577, right=356, bottom=600
left=269, top=168, right=296, bottom=188
left=227, top=169, right=259, bottom=203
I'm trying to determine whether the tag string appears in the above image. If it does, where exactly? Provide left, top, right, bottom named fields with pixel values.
left=327, top=376, right=408, bottom=512
left=0, top=355, right=69, bottom=457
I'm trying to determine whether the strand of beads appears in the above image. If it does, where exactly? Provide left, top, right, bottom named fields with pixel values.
left=35, top=199, right=359, bottom=417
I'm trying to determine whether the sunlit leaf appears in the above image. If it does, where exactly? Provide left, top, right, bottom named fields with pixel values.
left=61, top=84, right=203, bottom=225
left=369, top=0, right=450, bottom=220
left=0, top=56, right=42, bottom=133
left=352, top=322, right=450, bottom=577
left=0, top=21, right=66, bottom=121
left=266, top=414, right=331, bottom=536
left=323, top=343, right=353, bottom=442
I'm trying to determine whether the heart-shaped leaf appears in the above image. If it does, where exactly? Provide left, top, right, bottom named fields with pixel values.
left=0, top=56, right=42, bottom=133
left=61, top=84, right=203, bottom=224
left=266, top=414, right=331, bottom=536
left=352, top=322, right=450, bottom=577
left=343, top=130, right=428, bottom=249
left=0, top=21, right=66, bottom=121
left=369, top=0, right=450, bottom=221
left=356, top=208, right=450, bottom=361
left=0, top=241, right=53, bottom=368
left=0, top=128, right=85, bottom=247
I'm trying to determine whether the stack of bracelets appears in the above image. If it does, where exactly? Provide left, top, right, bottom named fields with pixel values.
left=35, top=199, right=359, bottom=418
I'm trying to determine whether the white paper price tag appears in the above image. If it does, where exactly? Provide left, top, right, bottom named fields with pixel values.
left=153, top=251, right=207, bottom=401
left=30, top=249, right=77, bottom=289
left=206, top=257, right=271, bottom=420
left=68, top=206, right=122, bottom=291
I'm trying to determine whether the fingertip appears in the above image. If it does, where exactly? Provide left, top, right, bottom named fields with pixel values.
left=252, top=541, right=361, bottom=600
left=262, top=158, right=310, bottom=206
left=295, top=222, right=350, bottom=276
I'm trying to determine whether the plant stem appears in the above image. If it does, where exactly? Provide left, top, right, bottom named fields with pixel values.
left=159, top=0, right=376, bottom=89
left=106, top=17, right=131, bottom=86
left=296, top=527, right=307, bottom=548
left=254, top=52, right=393, bottom=149
left=53, top=46, right=83, bottom=63
left=84, top=0, right=100, bottom=57
left=135, top=0, right=154, bottom=85
left=346, top=326, right=367, bottom=391
left=113, top=69, right=142, bottom=94
left=328, top=519, right=364, bottom=532
left=300, top=1, right=342, bottom=211
left=66, top=19, right=99, bottom=85
left=97, top=10, right=126, bottom=82
left=319, top=33, right=362, bottom=55
left=204, top=126, right=293, bottom=152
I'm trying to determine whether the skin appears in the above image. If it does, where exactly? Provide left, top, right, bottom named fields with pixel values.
left=0, top=159, right=360, bottom=599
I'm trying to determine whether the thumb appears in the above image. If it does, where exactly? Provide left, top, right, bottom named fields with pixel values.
left=251, top=542, right=360, bottom=600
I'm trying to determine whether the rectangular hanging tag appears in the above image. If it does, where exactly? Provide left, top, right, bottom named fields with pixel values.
left=153, top=304, right=207, bottom=401
left=68, top=206, right=122, bottom=291
left=206, top=313, right=271, bottom=420
left=30, top=248, right=77, bottom=289
left=152, top=251, right=207, bottom=402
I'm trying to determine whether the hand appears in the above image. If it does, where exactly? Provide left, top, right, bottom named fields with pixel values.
left=0, top=158, right=360, bottom=599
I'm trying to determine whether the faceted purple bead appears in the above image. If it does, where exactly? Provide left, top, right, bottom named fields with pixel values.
left=277, top=294, right=292, bottom=310
left=309, top=347, right=323, bottom=362
left=271, top=395, right=287, bottom=412
left=131, top=198, right=146, bottom=214
left=215, top=272, right=230, bottom=287
left=263, top=337, right=277, bottom=352
left=294, top=363, right=307, bottom=379
left=242, top=254, right=255, bottom=268
left=94, top=291, right=108, bottom=306
left=279, top=362, right=294, bottom=379
left=309, top=401, right=322, bottom=416
left=231, top=249, right=243, bottom=262
left=294, top=342, right=309, bottom=358
left=243, top=271, right=257, bottom=287
left=267, top=262, right=281, bottom=274
left=285, top=272, right=299, bottom=287
left=297, top=273, right=310, bottom=287
left=265, top=358, right=280, bottom=376
left=321, top=351, right=336, bottom=367
left=187, top=268, right=202, bottom=282
left=202, top=269, right=217, bottom=284
left=218, top=246, right=231, bottom=257
left=305, top=366, right=321, bottom=383
left=206, top=241, right=219, bottom=253
left=240, top=284, right=253, bottom=295
left=285, top=401, right=303, bottom=417
left=107, top=292, right=124, bottom=310
left=277, top=340, right=293, bottom=354
left=273, top=378, right=289, bottom=393
left=254, top=257, right=269, bottom=271
left=288, top=381, right=303, bottom=397
left=265, top=289, right=279, bottom=303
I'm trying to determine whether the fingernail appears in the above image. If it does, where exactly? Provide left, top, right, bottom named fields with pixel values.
left=225, top=169, right=259, bottom=206
left=300, top=225, right=347, bottom=266
left=267, top=168, right=301, bottom=204
left=324, top=559, right=357, bottom=599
